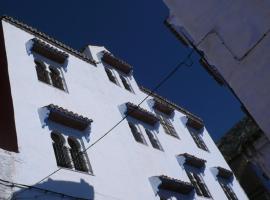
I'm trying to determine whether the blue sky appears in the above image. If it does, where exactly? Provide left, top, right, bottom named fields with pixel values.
left=0, top=0, right=244, bottom=141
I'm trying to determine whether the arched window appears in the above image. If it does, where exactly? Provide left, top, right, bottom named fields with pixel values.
left=68, top=137, right=89, bottom=172
left=49, top=66, right=64, bottom=90
left=120, top=75, right=133, bottom=92
left=105, top=67, right=118, bottom=85
left=35, top=60, right=50, bottom=84
left=51, top=132, right=72, bottom=168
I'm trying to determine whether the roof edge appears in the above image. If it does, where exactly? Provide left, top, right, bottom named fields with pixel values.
left=140, top=86, right=203, bottom=123
left=1, top=15, right=97, bottom=65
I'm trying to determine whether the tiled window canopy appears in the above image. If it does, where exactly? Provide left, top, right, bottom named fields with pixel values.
left=186, top=116, right=204, bottom=130
left=158, top=175, right=194, bottom=194
left=46, top=104, right=93, bottom=131
left=31, top=38, right=69, bottom=64
left=125, top=102, right=159, bottom=126
left=153, top=98, right=174, bottom=115
left=102, top=51, right=133, bottom=75
left=216, top=167, right=233, bottom=179
left=179, top=153, right=206, bottom=168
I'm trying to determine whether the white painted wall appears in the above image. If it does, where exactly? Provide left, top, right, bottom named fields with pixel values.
left=163, top=0, right=270, bottom=142
left=0, top=20, right=247, bottom=200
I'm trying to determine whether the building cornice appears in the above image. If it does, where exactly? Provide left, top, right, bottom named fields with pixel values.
left=1, top=15, right=97, bottom=65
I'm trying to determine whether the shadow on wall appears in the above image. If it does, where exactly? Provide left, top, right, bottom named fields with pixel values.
left=12, top=178, right=94, bottom=200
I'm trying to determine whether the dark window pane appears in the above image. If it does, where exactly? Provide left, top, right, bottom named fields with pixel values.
left=120, top=75, right=133, bottom=92
left=35, top=60, right=50, bottom=84
left=128, top=122, right=146, bottom=144
left=105, top=68, right=118, bottom=85
left=49, top=67, right=65, bottom=90
left=145, top=129, right=163, bottom=150
left=158, top=113, right=179, bottom=138
left=188, top=127, right=208, bottom=151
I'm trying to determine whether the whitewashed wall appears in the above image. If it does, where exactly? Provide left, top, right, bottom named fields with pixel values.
left=163, top=0, right=270, bottom=142
left=0, top=20, right=247, bottom=200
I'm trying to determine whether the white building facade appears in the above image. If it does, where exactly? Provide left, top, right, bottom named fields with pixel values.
left=0, top=16, right=247, bottom=200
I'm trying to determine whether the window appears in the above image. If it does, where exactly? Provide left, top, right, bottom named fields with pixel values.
left=105, top=67, right=118, bottom=85
left=145, top=129, right=163, bottom=151
left=157, top=112, right=179, bottom=138
left=68, top=137, right=89, bottom=173
left=51, top=132, right=72, bottom=168
left=49, top=66, right=64, bottom=90
left=120, top=75, right=133, bottom=93
left=34, top=59, right=66, bottom=91
left=51, top=132, right=91, bottom=173
left=218, top=179, right=238, bottom=200
left=35, top=60, right=50, bottom=84
left=128, top=122, right=147, bottom=145
left=188, top=127, right=208, bottom=151
left=186, top=171, right=211, bottom=198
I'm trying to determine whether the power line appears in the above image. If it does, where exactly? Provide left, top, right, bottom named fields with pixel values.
left=11, top=48, right=196, bottom=198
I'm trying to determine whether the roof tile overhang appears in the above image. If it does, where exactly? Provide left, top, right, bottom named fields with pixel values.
left=140, top=86, right=203, bottom=125
left=158, top=175, right=194, bottom=194
left=125, top=102, right=159, bottom=126
left=186, top=116, right=204, bottom=130
left=153, top=98, right=174, bottom=115
left=32, top=38, right=69, bottom=64
left=179, top=153, right=206, bottom=168
left=1, top=15, right=96, bottom=65
left=47, top=104, right=93, bottom=131
left=217, top=167, right=233, bottom=179
left=102, top=51, right=132, bottom=75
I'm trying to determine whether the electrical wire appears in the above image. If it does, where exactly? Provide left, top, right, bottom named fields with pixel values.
left=11, top=48, right=196, bottom=198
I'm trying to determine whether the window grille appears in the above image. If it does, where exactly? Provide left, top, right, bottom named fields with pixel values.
left=51, top=132, right=72, bottom=168
left=145, top=129, right=163, bottom=150
left=188, top=127, right=208, bottom=151
left=105, top=67, right=118, bottom=85
left=49, top=66, right=65, bottom=90
left=35, top=60, right=50, bottom=84
left=218, top=180, right=238, bottom=200
left=157, top=113, right=179, bottom=138
left=68, top=138, right=89, bottom=173
left=128, top=122, right=147, bottom=145
left=186, top=171, right=211, bottom=198
left=120, top=75, right=133, bottom=92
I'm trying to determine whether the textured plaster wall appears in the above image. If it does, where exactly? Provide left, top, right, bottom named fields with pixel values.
left=0, top=20, right=247, bottom=199
left=163, top=0, right=270, bottom=140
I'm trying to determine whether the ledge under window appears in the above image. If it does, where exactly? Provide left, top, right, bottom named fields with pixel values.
left=179, top=153, right=206, bottom=168
left=102, top=51, right=132, bottom=75
left=125, top=102, right=159, bottom=126
left=158, top=175, right=194, bottom=194
left=217, top=167, right=233, bottom=179
left=32, top=38, right=69, bottom=64
left=46, top=104, right=93, bottom=131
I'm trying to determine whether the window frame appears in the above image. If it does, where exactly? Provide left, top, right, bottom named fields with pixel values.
left=187, top=126, right=209, bottom=151
left=128, top=122, right=147, bottom=145
left=156, top=111, right=179, bottom=139
left=34, top=59, right=67, bottom=92
left=186, top=170, right=212, bottom=198
left=119, top=74, right=134, bottom=93
left=218, top=178, right=238, bottom=200
left=145, top=129, right=163, bottom=151
left=104, top=66, right=120, bottom=86
left=50, top=131, right=93, bottom=174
